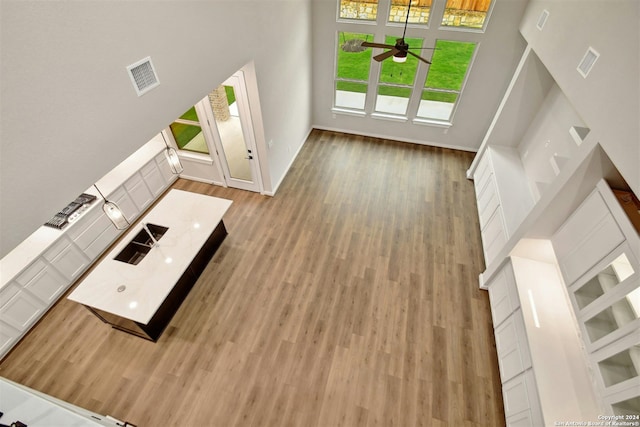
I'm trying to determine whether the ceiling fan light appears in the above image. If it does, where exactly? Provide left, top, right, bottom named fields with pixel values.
left=393, top=55, right=407, bottom=63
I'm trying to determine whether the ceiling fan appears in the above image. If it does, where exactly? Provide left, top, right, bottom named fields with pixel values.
left=360, top=1, right=435, bottom=64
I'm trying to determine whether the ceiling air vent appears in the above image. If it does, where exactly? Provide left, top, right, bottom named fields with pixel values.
left=577, top=47, right=599, bottom=78
left=127, top=57, right=159, bottom=96
left=536, top=9, right=549, bottom=30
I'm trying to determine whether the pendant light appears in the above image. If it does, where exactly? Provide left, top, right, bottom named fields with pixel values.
left=93, top=184, right=130, bottom=230
left=162, top=132, right=184, bottom=174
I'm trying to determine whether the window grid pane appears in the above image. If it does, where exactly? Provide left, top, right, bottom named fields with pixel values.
left=379, top=36, right=423, bottom=85
left=441, top=0, right=492, bottom=29
left=388, top=0, right=431, bottom=24
left=336, top=32, right=373, bottom=110
left=339, top=0, right=378, bottom=21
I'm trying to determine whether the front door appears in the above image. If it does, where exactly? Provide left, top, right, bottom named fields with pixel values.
left=207, top=71, right=262, bottom=193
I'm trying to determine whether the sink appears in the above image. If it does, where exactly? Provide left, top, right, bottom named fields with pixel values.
left=114, top=224, right=169, bottom=265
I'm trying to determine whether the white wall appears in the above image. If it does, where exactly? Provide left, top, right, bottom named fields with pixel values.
left=0, top=0, right=313, bottom=257
left=519, top=0, right=640, bottom=196
left=311, top=0, right=529, bottom=151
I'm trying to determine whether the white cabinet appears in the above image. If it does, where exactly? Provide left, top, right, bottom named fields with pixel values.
left=503, top=371, right=542, bottom=426
left=552, top=188, right=626, bottom=285
left=488, top=262, right=520, bottom=327
left=43, top=236, right=89, bottom=282
left=0, top=288, right=45, bottom=331
left=472, top=147, right=533, bottom=267
left=0, top=320, right=20, bottom=356
left=155, top=151, right=175, bottom=184
left=124, top=172, right=153, bottom=212
left=495, top=310, right=532, bottom=382
left=109, top=186, right=139, bottom=223
left=15, top=258, right=67, bottom=304
left=68, top=207, right=119, bottom=260
left=142, top=157, right=166, bottom=197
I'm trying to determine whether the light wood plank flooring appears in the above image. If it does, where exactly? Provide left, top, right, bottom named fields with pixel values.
left=0, top=129, right=503, bottom=426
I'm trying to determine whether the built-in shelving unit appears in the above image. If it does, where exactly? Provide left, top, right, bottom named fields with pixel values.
left=467, top=18, right=640, bottom=425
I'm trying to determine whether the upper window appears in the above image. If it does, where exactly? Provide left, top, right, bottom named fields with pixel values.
left=441, top=0, right=492, bottom=29
left=339, top=0, right=378, bottom=21
left=388, top=0, right=431, bottom=25
left=417, top=40, right=476, bottom=121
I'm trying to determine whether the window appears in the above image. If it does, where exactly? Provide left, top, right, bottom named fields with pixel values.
left=388, top=0, right=431, bottom=25
left=339, top=0, right=378, bottom=21
left=169, top=107, right=209, bottom=154
left=417, top=40, right=476, bottom=121
left=441, top=0, right=493, bottom=29
left=333, top=0, right=484, bottom=125
left=375, top=35, right=423, bottom=115
left=335, top=32, right=374, bottom=110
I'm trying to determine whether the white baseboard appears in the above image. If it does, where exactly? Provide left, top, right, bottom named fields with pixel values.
left=177, top=173, right=224, bottom=187
left=311, top=125, right=478, bottom=153
left=266, top=127, right=314, bottom=196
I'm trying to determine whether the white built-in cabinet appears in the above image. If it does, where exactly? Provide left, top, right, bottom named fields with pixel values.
left=0, top=149, right=177, bottom=359
left=469, top=40, right=640, bottom=424
left=551, top=182, right=640, bottom=416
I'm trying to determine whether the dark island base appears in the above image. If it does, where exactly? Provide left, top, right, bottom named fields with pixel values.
left=86, top=221, right=228, bottom=341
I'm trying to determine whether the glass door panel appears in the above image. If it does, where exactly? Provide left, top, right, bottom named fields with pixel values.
left=584, top=287, right=640, bottom=343
left=574, top=253, right=635, bottom=310
left=212, top=85, right=252, bottom=182
left=598, top=346, right=640, bottom=388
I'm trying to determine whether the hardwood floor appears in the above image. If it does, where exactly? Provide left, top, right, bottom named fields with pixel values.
left=0, top=129, right=503, bottom=426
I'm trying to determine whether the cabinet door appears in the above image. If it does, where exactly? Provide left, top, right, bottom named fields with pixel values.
left=495, top=309, right=532, bottom=382
left=477, top=177, right=500, bottom=230
left=16, top=259, right=68, bottom=304
left=0, top=290, right=45, bottom=331
left=155, top=152, right=175, bottom=185
left=502, top=370, right=540, bottom=421
left=141, top=160, right=166, bottom=197
left=124, top=173, right=153, bottom=212
left=0, top=320, right=21, bottom=358
left=84, top=225, right=119, bottom=259
left=488, top=262, right=520, bottom=327
left=553, top=190, right=625, bottom=285
left=44, top=237, right=89, bottom=282
left=73, top=210, right=112, bottom=251
left=482, top=207, right=507, bottom=265
left=110, top=187, right=139, bottom=223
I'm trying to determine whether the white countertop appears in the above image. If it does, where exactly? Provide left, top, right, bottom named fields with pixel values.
left=67, top=189, right=232, bottom=324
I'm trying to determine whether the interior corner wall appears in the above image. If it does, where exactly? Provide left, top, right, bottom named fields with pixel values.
left=310, top=0, right=529, bottom=151
left=0, top=0, right=313, bottom=257
left=518, top=0, right=640, bottom=196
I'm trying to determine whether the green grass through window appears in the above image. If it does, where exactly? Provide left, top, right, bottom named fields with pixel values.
left=337, top=33, right=475, bottom=100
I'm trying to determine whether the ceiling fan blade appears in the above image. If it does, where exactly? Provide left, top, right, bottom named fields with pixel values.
left=361, top=41, right=396, bottom=49
left=407, top=50, right=431, bottom=65
left=373, top=49, right=399, bottom=62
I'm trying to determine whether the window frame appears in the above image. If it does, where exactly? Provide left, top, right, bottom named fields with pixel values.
left=333, top=0, right=485, bottom=127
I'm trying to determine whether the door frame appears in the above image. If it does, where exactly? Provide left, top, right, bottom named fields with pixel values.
left=202, top=71, right=264, bottom=193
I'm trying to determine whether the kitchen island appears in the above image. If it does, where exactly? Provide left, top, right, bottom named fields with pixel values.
left=68, top=189, right=232, bottom=341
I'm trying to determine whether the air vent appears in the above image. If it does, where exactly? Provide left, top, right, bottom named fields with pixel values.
left=127, top=57, right=160, bottom=96
left=577, top=47, right=599, bottom=78
left=536, top=9, right=549, bottom=30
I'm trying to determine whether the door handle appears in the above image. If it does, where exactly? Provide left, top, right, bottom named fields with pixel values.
left=245, top=155, right=253, bottom=160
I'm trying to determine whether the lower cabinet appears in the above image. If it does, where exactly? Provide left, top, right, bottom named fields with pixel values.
left=15, top=259, right=68, bottom=305
left=488, top=261, right=542, bottom=427
left=0, top=288, right=46, bottom=332
left=503, top=370, right=542, bottom=426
